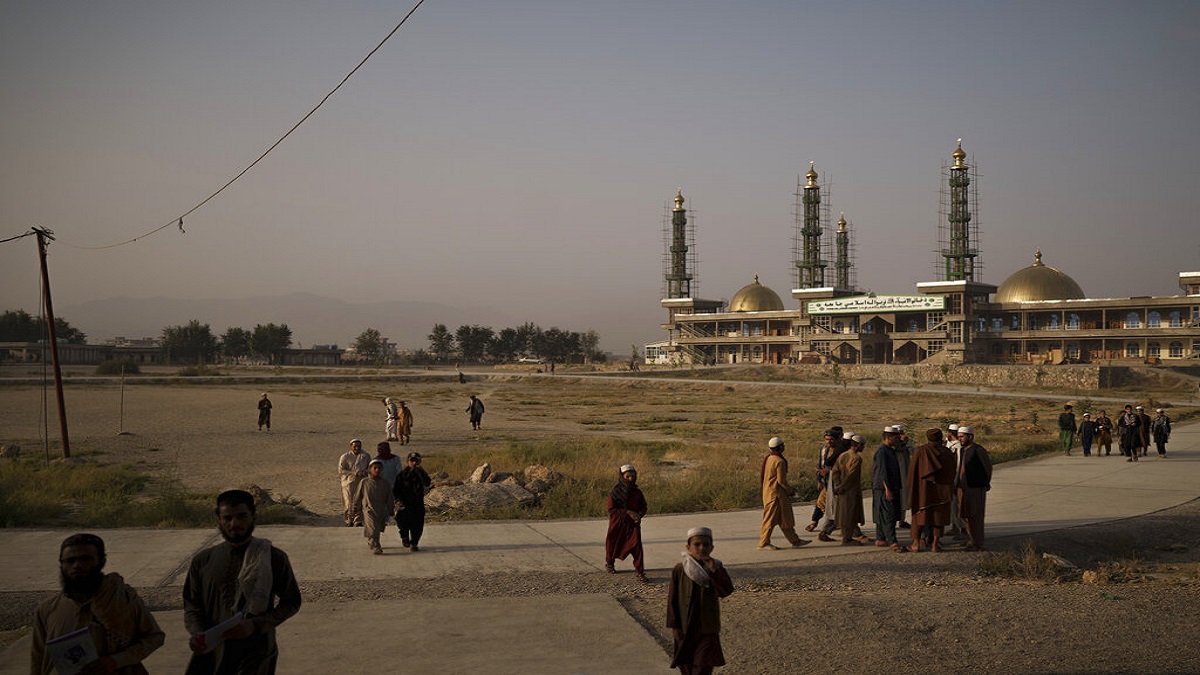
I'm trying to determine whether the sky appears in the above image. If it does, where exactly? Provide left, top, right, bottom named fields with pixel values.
left=2, top=1, right=1198, bottom=352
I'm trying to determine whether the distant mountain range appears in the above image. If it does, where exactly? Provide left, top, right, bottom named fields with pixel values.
left=59, top=292, right=518, bottom=352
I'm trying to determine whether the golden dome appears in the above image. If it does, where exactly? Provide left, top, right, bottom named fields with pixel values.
left=674, top=188, right=685, bottom=211
left=729, top=275, right=785, bottom=312
left=994, top=250, right=1086, bottom=303
left=952, top=138, right=967, bottom=166
left=805, top=161, right=818, bottom=186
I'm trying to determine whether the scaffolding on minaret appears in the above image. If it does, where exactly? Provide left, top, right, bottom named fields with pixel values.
left=936, top=139, right=983, bottom=282
left=662, top=189, right=699, bottom=299
left=834, top=212, right=857, bottom=291
left=792, top=162, right=833, bottom=289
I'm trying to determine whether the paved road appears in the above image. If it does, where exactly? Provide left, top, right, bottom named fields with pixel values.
left=2, top=423, right=1197, bottom=673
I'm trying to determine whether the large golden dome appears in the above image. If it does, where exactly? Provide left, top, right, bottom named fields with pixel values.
left=995, top=250, right=1085, bottom=302
left=729, top=275, right=785, bottom=312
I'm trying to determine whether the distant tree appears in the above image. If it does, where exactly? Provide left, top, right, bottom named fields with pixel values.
left=220, top=327, right=252, bottom=359
left=534, top=326, right=578, bottom=362
left=161, top=320, right=219, bottom=364
left=428, top=323, right=454, bottom=362
left=580, top=329, right=601, bottom=362
left=250, top=323, right=292, bottom=363
left=0, top=309, right=86, bottom=344
left=455, top=324, right=495, bottom=362
left=490, top=327, right=523, bottom=362
left=631, top=344, right=640, bottom=360
left=515, top=322, right=540, bottom=357
left=353, top=328, right=385, bottom=363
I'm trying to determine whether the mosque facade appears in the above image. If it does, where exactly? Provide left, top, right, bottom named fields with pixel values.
left=651, top=142, right=1200, bottom=366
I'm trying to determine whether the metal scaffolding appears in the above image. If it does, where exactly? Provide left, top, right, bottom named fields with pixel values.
left=792, top=162, right=833, bottom=289
left=834, top=212, right=857, bottom=291
left=662, top=189, right=699, bottom=299
left=936, top=139, right=983, bottom=282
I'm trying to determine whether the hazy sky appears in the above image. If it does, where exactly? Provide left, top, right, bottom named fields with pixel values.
left=2, top=1, right=1198, bottom=352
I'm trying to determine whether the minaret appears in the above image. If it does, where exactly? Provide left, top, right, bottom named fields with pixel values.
left=795, top=162, right=827, bottom=288
left=664, top=189, right=692, bottom=298
left=941, top=139, right=979, bottom=281
left=835, top=212, right=851, bottom=290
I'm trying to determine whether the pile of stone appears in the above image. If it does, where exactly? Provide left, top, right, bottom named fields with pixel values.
left=426, top=463, right=567, bottom=514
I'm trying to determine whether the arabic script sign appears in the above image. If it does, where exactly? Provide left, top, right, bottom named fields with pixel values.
left=807, top=295, right=945, bottom=315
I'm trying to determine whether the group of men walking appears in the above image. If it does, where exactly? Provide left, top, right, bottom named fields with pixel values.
left=338, top=438, right=431, bottom=554
left=1058, top=402, right=1172, bottom=459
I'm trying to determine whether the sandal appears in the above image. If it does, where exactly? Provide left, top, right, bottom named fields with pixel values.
left=636, top=572, right=649, bottom=584
left=604, top=564, right=616, bottom=574
left=804, top=522, right=817, bottom=532
left=817, top=532, right=833, bottom=542
left=891, top=544, right=907, bottom=553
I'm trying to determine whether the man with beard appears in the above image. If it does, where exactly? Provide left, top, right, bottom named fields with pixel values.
left=31, top=533, right=165, bottom=674
left=184, top=489, right=302, bottom=674
left=605, top=464, right=649, bottom=582
left=1118, top=405, right=1141, bottom=462
left=337, top=439, right=371, bottom=527
left=872, top=427, right=906, bottom=553
left=956, top=426, right=993, bottom=551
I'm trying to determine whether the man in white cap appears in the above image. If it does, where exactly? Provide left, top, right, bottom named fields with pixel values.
left=338, top=439, right=371, bottom=526
left=1151, top=408, right=1172, bottom=458
left=955, top=426, right=992, bottom=551
left=871, top=427, right=905, bottom=552
left=1136, top=405, right=1152, bottom=457
left=606, top=464, right=648, bottom=582
left=758, top=437, right=809, bottom=550
left=946, top=423, right=966, bottom=537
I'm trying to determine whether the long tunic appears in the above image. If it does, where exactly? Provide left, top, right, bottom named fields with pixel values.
left=894, top=441, right=912, bottom=513
left=760, top=452, right=801, bottom=546
left=399, top=406, right=414, bottom=437
left=957, top=442, right=993, bottom=547
left=831, top=450, right=864, bottom=538
left=605, top=484, right=647, bottom=566
left=395, top=465, right=432, bottom=544
left=337, top=450, right=372, bottom=518
left=908, top=442, right=955, bottom=528
left=374, top=454, right=402, bottom=488
left=32, top=573, right=165, bottom=674
left=183, top=540, right=301, bottom=675
left=666, top=561, right=734, bottom=669
left=354, top=476, right=396, bottom=543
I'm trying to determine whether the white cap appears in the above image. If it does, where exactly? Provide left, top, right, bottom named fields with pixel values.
left=687, top=526, right=713, bottom=540
left=620, top=464, right=636, bottom=474
left=895, top=424, right=905, bottom=432
left=948, top=423, right=959, bottom=431
left=1136, top=405, right=1144, bottom=410
left=1082, top=413, right=1091, bottom=418
left=883, top=425, right=899, bottom=434
left=368, top=458, right=383, bottom=466
left=1156, top=408, right=1164, bottom=413
left=768, top=437, right=784, bottom=449
left=850, top=434, right=864, bottom=444
left=843, top=431, right=854, bottom=440
left=350, top=438, right=362, bottom=444
left=958, top=426, right=975, bottom=435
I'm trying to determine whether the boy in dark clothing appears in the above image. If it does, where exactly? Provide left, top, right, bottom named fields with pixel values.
left=394, top=452, right=432, bottom=551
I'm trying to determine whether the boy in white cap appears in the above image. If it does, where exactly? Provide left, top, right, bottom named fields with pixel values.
left=667, top=527, right=734, bottom=674
left=352, top=459, right=395, bottom=554
left=1151, top=408, right=1172, bottom=457
left=758, top=437, right=809, bottom=550
left=606, top=464, right=648, bottom=582
left=338, top=438, right=371, bottom=526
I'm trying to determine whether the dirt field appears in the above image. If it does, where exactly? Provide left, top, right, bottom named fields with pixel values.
left=2, top=370, right=1199, bottom=671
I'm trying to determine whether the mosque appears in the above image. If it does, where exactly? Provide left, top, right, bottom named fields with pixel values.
left=649, top=141, right=1200, bottom=366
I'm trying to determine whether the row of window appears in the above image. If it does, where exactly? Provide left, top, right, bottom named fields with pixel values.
left=1004, top=341, right=1191, bottom=359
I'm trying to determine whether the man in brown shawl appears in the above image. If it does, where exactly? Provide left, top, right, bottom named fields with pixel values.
left=831, top=434, right=870, bottom=545
left=908, top=428, right=956, bottom=552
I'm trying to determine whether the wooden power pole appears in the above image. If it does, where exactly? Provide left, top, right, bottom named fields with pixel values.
left=32, top=227, right=71, bottom=459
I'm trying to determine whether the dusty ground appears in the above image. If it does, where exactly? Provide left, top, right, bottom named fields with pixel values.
left=2, top=369, right=1199, bottom=671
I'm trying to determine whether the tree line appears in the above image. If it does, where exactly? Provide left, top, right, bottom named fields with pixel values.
left=160, top=320, right=293, bottom=364
left=426, top=322, right=602, bottom=363
left=0, top=309, right=87, bottom=344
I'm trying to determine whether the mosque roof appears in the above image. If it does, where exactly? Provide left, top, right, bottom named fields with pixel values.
left=994, top=250, right=1085, bottom=303
left=729, top=275, right=785, bottom=312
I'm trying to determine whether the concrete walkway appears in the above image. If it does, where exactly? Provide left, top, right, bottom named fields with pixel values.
left=2, top=423, right=1197, bottom=673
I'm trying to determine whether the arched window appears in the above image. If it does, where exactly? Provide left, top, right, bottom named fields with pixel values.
left=1125, top=312, right=1140, bottom=328
left=863, top=322, right=875, bottom=334
left=1067, top=314, right=1080, bottom=330
left=1169, top=311, right=1182, bottom=327
left=1169, top=341, right=1184, bottom=358
left=977, top=317, right=986, bottom=332
left=993, top=318, right=1003, bottom=331
left=1067, top=343, right=1080, bottom=359
left=1148, top=311, right=1161, bottom=328
left=1048, top=315, right=1060, bottom=330
left=1125, top=342, right=1140, bottom=357
left=1148, top=342, right=1161, bottom=357
left=1011, top=315, right=1020, bottom=330
left=908, top=319, right=919, bottom=332
left=833, top=320, right=843, bottom=333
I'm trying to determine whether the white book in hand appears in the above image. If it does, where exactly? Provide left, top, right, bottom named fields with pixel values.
left=47, top=626, right=98, bottom=675
left=201, top=612, right=245, bottom=654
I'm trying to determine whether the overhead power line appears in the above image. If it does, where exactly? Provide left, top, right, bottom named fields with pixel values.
left=62, top=0, right=427, bottom=251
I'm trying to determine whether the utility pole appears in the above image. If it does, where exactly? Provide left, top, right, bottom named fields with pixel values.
left=33, top=227, right=71, bottom=459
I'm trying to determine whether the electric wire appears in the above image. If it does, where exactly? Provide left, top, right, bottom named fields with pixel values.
left=60, top=0, right=426, bottom=251
left=0, top=230, right=36, bottom=245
